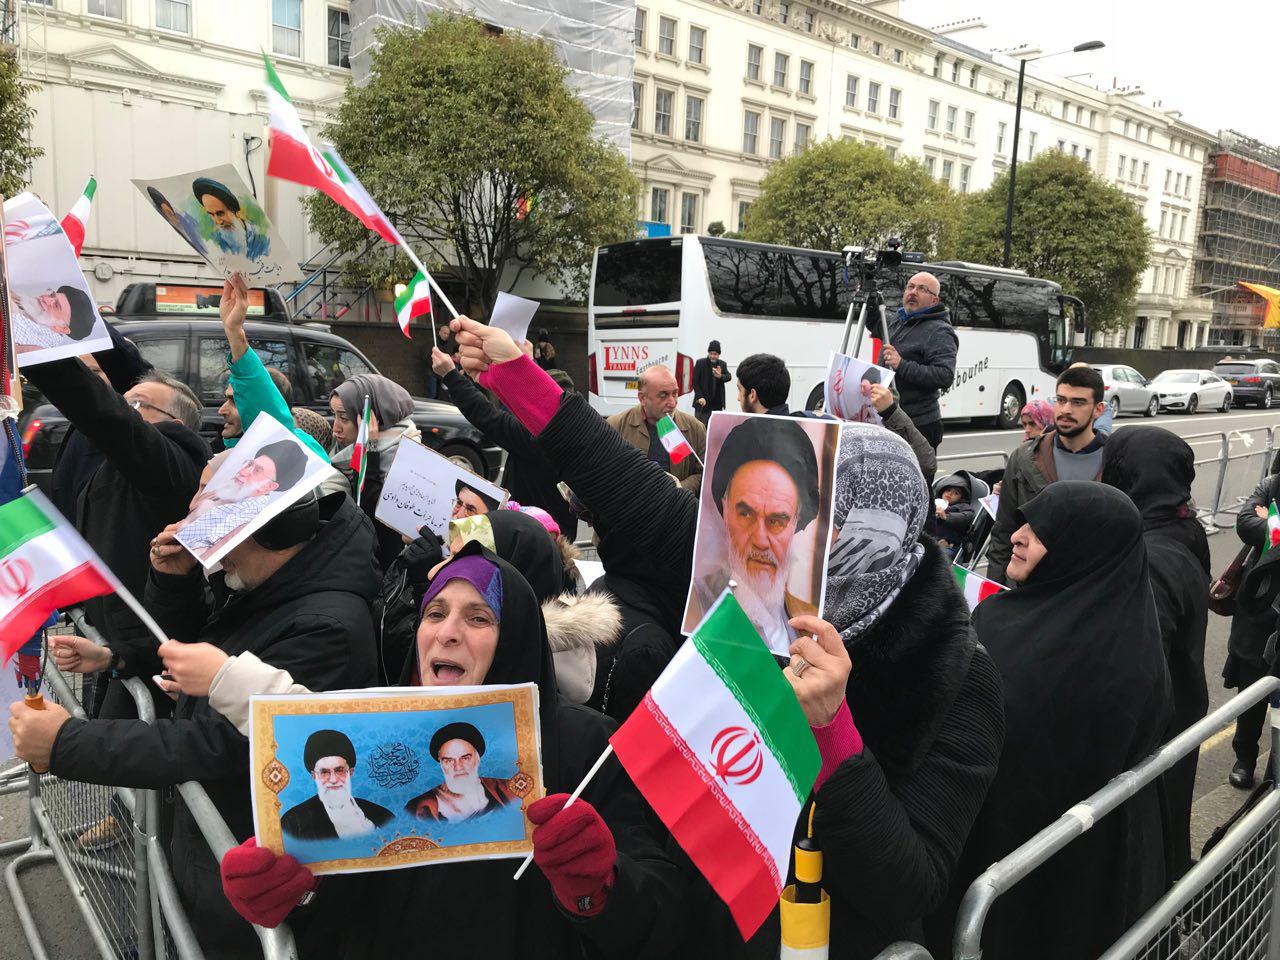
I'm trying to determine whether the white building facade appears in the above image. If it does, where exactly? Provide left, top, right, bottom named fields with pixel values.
left=629, top=0, right=1216, bottom=349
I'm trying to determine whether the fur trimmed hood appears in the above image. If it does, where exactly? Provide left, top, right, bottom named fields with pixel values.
left=542, top=591, right=622, bottom=704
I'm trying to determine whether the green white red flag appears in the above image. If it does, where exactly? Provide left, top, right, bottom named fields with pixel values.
left=656, top=414, right=695, bottom=465
left=394, top=271, right=433, bottom=338
left=60, top=174, right=96, bottom=256
left=1267, top=501, right=1280, bottom=553
left=0, top=490, right=119, bottom=664
left=953, top=563, right=1006, bottom=611
left=351, top=394, right=372, bottom=500
left=609, top=590, right=820, bottom=938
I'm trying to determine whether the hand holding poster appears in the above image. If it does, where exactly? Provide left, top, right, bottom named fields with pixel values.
left=173, top=413, right=337, bottom=568
left=823, top=351, right=896, bottom=425
left=375, top=437, right=508, bottom=540
left=682, top=412, right=841, bottom=656
left=250, top=683, right=543, bottom=875
left=3, top=193, right=112, bottom=368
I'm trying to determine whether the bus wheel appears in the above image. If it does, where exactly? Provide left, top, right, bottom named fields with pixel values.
left=994, top=383, right=1025, bottom=430
left=805, top=383, right=825, bottom=414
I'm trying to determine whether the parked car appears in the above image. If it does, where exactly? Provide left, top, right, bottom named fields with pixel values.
left=1091, top=364, right=1160, bottom=418
left=17, top=281, right=501, bottom=494
left=1213, top=359, right=1280, bottom=409
left=1150, top=369, right=1233, bottom=414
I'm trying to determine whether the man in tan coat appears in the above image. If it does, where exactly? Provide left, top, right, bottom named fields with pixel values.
left=606, top=364, right=706, bottom=492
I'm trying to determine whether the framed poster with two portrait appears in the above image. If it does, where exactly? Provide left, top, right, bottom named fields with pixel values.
left=249, top=683, right=544, bottom=875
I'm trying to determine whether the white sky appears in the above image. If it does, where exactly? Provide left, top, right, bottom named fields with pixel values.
left=896, top=0, right=1280, bottom=146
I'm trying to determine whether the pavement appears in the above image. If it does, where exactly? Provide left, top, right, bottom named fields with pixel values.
left=1, top=405, right=1278, bottom=958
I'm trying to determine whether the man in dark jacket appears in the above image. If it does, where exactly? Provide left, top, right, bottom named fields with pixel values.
left=880, top=272, right=958, bottom=453
left=9, top=490, right=380, bottom=959
left=691, top=340, right=732, bottom=424
left=736, top=353, right=791, bottom=415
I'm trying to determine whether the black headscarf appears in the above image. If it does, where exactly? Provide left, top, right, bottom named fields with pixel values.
left=958, top=482, right=1172, bottom=959
left=487, top=510, right=566, bottom=604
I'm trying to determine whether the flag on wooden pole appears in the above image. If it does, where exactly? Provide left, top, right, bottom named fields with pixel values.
left=60, top=175, right=96, bottom=256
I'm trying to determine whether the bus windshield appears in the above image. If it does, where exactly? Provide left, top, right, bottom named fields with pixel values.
left=593, top=240, right=683, bottom=308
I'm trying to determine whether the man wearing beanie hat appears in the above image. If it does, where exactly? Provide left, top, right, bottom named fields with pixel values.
left=404, top=721, right=517, bottom=822
left=281, top=729, right=394, bottom=840
left=687, top=415, right=821, bottom=652
left=692, top=340, right=733, bottom=425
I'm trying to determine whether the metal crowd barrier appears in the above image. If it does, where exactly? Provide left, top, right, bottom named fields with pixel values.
left=3, top=609, right=297, bottom=960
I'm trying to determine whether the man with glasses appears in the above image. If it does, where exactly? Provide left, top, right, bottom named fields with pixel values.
left=451, top=479, right=501, bottom=520
left=985, top=365, right=1108, bottom=584
left=879, top=271, right=958, bottom=462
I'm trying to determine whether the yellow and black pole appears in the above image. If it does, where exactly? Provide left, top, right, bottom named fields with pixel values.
left=780, top=804, right=829, bottom=958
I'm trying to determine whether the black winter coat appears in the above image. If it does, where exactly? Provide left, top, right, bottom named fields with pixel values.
left=1227, top=474, right=1280, bottom=673
left=49, top=493, right=380, bottom=956
left=692, top=356, right=732, bottom=414
left=937, top=501, right=975, bottom=544
left=23, top=355, right=210, bottom=670
left=887, top=303, right=958, bottom=428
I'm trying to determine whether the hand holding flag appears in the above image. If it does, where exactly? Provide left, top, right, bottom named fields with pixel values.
left=657, top=414, right=701, bottom=467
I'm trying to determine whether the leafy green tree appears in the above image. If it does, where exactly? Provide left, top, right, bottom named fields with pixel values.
left=957, top=152, right=1150, bottom=331
left=743, top=139, right=963, bottom=257
left=0, top=51, right=42, bottom=199
left=308, top=15, right=638, bottom=312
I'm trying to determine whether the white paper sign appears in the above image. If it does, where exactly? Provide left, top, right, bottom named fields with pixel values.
left=979, top=493, right=1000, bottom=520
left=823, top=352, right=896, bottom=424
left=488, top=292, right=539, bottom=347
left=375, top=436, right=508, bottom=540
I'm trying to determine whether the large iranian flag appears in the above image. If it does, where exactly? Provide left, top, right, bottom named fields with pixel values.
left=262, top=53, right=404, bottom=247
left=0, top=490, right=120, bottom=663
left=610, top=591, right=820, bottom=938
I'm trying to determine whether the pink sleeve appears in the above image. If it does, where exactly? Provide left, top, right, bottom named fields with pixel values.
left=811, top=699, right=863, bottom=792
left=478, top=354, right=564, bottom=437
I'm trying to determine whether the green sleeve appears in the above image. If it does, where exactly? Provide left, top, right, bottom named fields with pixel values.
left=226, top=348, right=328, bottom=460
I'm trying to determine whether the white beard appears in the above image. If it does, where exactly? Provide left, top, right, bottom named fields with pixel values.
left=436, top=769, right=489, bottom=821
left=319, top=782, right=376, bottom=838
left=728, top=545, right=790, bottom=652
left=223, top=569, right=247, bottom=592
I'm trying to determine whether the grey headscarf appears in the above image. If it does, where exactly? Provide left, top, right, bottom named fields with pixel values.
left=826, top=423, right=929, bottom=644
left=331, top=374, right=414, bottom=429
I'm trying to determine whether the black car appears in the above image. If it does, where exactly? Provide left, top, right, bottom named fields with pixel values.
left=17, top=281, right=501, bottom=493
left=1213, top=359, right=1280, bottom=409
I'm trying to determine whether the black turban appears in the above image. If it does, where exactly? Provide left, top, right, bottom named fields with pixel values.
left=253, top=439, right=308, bottom=489
left=304, top=729, right=356, bottom=771
left=711, top=416, right=820, bottom=531
left=430, top=721, right=486, bottom=759
left=455, top=479, right=500, bottom=512
left=59, top=285, right=96, bottom=340
left=192, top=176, right=240, bottom=213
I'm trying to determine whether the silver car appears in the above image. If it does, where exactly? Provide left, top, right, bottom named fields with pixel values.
left=1091, top=364, right=1159, bottom=418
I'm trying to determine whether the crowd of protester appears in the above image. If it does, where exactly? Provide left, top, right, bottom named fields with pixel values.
left=5, top=269, right=1266, bottom=960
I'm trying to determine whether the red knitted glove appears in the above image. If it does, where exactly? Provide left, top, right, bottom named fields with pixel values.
left=220, top=838, right=317, bottom=928
left=529, top=794, right=617, bottom=917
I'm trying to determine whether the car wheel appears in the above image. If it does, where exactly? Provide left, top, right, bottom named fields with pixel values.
left=1220, top=393, right=1232, bottom=413
left=1108, top=396, right=1120, bottom=417
left=1145, top=396, right=1159, bottom=418
left=439, top=443, right=485, bottom=476
left=1188, top=394, right=1198, bottom=415
left=1263, top=387, right=1274, bottom=410
left=994, top=382, right=1025, bottom=430
left=805, top=383, right=825, bottom=414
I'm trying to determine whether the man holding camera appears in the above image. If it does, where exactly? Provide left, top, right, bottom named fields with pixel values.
left=879, top=271, right=957, bottom=465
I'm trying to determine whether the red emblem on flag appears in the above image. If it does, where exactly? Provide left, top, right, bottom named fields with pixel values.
left=0, top=557, right=35, bottom=599
left=711, top=726, right=764, bottom=786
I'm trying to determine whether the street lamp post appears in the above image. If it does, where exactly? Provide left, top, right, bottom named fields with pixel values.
left=1001, top=40, right=1105, bottom=268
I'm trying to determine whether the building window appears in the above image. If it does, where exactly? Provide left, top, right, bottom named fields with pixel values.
left=866, top=82, right=880, bottom=115
left=1027, top=130, right=1037, bottom=158
left=1174, top=172, right=1182, bottom=194
left=634, top=8, right=646, bottom=46
left=1140, top=161, right=1149, bottom=186
left=802, top=9, right=814, bottom=31
left=1083, top=147, right=1092, bottom=163
left=738, top=200, right=752, bottom=230
left=688, top=26, right=705, bottom=64
left=654, top=89, right=673, bottom=136
left=933, top=54, right=943, bottom=78
left=1159, top=209, right=1167, bottom=237
left=888, top=87, right=901, bottom=120
left=685, top=95, right=703, bottom=142
left=959, top=164, right=971, bottom=193
left=1075, top=105, right=1083, bottom=124
left=769, top=117, right=786, bottom=159
left=924, top=155, right=936, bottom=176
left=1185, top=177, right=1194, bottom=199
left=872, top=41, right=882, bottom=57
left=1071, top=143, right=1079, bottom=156
left=950, top=59, right=960, bottom=83
left=1180, top=214, right=1188, bottom=241
left=996, top=121, right=1006, bottom=153
left=658, top=17, right=676, bottom=56
left=940, top=159, right=953, bottom=185
left=1057, top=138, right=1066, bottom=152
left=743, top=111, right=760, bottom=153
left=88, top=0, right=124, bottom=16
left=794, top=121, right=811, bottom=153
left=944, top=105, right=956, bottom=133
left=1002, top=79, right=1011, bottom=99
left=774, top=53, right=789, bottom=88
left=799, top=60, right=814, bottom=95
left=886, top=145, right=898, bottom=160
left=157, top=0, right=191, bottom=33
left=1061, top=100, right=1070, bottom=119
left=271, top=0, right=302, bottom=58
left=849, top=33, right=860, bottom=49
left=963, top=110, right=974, bottom=139
left=969, top=65, right=979, bottom=88
left=752, top=0, right=762, bottom=13
left=747, top=44, right=762, bottom=81
left=1089, top=110, right=1097, bottom=128
left=926, top=99, right=939, bottom=129
left=1117, top=154, right=1126, bottom=179
left=894, top=48, right=903, bottom=64
left=680, top=193, right=699, bottom=234
left=778, top=1, right=789, bottom=24
left=1163, top=170, right=1172, bottom=192
left=1123, top=119, right=1131, bottom=137
left=631, top=82, right=642, bottom=130
left=1129, top=157, right=1138, bottom=182
left=846, top=75, right=860, bottom=108
left=326, top=7, right=350, bottom=68
left=651, top=188, right=669, bottom=224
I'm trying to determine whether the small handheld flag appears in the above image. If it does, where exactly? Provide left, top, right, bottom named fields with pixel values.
left=352, top=394, right=372, bottom=500
left=656, top=414, right=699, bottom=467
left=60, top=174, right=96, bottom=256
left=1266, top=501, right=1280, bottom=553
left=393, top=271, right=433, bottom=338
left=953, top=564, right=1007, bottom=612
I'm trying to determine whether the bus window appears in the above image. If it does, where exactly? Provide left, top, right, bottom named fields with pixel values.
left=703, top=240, right=845, bottom=320
left=593, top=241, right=683, bottom=308
left=946, top=274, right=1000, bottom=330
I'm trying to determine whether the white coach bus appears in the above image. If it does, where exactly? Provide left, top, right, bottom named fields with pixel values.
left=587, top=235, right=1083, bottom=429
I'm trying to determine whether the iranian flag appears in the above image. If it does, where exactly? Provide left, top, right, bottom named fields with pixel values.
left=60, top=175, right=96, bottom=256
left=656, top=414, right=695, bottom=465
left=394, top=271, right=433, bottom=338
left=0, top=490, right=120, bottom=664
left=610, top=591, right=820, bottom=938
left=351, top=394, right=372, bottom=500
left=1267, top=501, right=1280, bottom=552
left=953, top=564, right=1007, bottom=612
left=262, top=53, right=404, bottom=247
